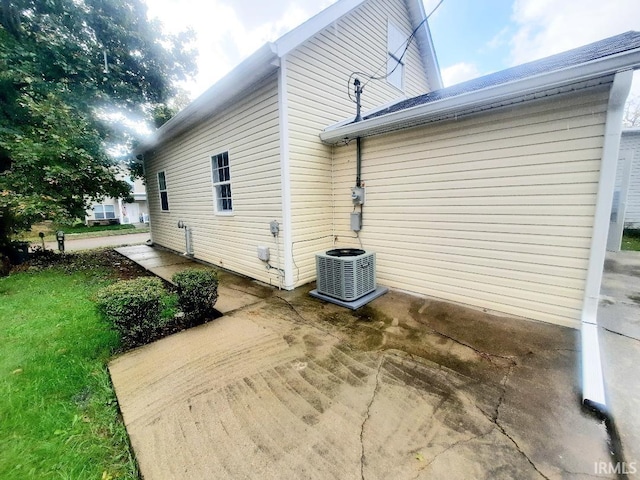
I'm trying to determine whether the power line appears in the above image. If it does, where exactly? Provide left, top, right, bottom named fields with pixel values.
left=347, top=0, right=446, bottom=103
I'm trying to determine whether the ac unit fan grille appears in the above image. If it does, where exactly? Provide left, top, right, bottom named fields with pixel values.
left=316, top=251, right=376, bottom=301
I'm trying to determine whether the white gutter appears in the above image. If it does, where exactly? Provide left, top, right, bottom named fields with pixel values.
left=580, top=69, right=633, bottom=412
left=320, top=49, right=640, bottom=144
left=135, top=43, right=279, bottom=154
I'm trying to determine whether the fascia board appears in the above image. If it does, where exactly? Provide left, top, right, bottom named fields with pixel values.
left=135, top=43, right=279, bottom=154
left=275, top=0, right=366, bottom=56
left=320, top=49, right=640, bottom=144
left=406, top=0, right=442, bottom=90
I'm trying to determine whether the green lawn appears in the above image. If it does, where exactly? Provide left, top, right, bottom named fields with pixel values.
left=0, top=260, right=138, bottom=479
left=622, top=230, right=640, bottom=251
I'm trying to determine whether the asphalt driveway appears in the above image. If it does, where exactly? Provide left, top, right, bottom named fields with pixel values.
left=110, top=269, right=617, bottom=479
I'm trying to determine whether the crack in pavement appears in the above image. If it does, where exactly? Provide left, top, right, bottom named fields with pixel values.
left=492, top=362, right=551, bottom=480
left=360, top=356, right=384, bottom=480
left=410, top=431, right=488, bottom=480
left=601, top=326, right=640, bottom=343
left=417, top=320, right=518, bottom=365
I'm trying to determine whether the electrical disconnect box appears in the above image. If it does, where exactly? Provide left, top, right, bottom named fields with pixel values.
left=351, top=186, right=365, bottom=205
left=257, top=246, right=270, bottom=262
left=350, top=212, right=362, bottom=232
left=270, top=220, right=280, bottom=236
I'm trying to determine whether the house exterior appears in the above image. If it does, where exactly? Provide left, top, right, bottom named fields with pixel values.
left=616, top=128, right=640, bottom=228
left=135, top=0, right=640, bottom=336
left=86, top=169, right=149, bottom=225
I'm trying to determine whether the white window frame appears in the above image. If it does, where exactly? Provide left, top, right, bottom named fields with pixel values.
left=211, top=151, right=233, bottom=215
left=94, top=204, right=116, bottom=220
left=387, top=20, right=406, bottom=91
left=157, top=170, right=169, bottom=212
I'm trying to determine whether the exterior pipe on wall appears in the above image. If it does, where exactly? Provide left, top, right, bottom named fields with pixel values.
left=580, top=68, right=633, bottom=412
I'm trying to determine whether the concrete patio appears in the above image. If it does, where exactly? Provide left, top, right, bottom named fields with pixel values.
left=108, top=245, right=639, bottom=479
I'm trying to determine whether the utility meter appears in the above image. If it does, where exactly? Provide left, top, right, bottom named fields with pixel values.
left=351, top=186, right=365, bottom=205
left=270, top=220, right=280, bottom=236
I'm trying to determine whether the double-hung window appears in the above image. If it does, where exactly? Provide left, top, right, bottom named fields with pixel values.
left=158, top=171, right=169, bottom=211
left=211, top=152, right=233, bottom=213
left=387, top=21, right=406, bottom=91
left=94, top=204, right=116, bottom=219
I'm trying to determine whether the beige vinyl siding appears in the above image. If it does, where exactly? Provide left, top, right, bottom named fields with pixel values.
left=286, top=0, right=431, bottom=286
left=331, top=84, right=612, bottom=327
left=145, top=73, right=284, bottom=286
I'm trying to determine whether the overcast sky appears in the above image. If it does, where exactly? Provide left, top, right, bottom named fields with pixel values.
left=145, top=0, right=640, bottom=100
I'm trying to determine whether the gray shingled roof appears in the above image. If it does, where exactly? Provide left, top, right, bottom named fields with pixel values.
left=365, top=31, right=640, bottom=121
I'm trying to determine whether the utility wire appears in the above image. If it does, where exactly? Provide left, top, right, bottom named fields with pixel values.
left=347, top=0, right=445, bottom=103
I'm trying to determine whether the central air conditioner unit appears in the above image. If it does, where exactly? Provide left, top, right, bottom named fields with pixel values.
left=315, top=248, right=376, bottom=302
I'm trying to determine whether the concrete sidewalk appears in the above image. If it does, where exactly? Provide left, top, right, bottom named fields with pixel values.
left=598, top=250, right=640, bottom=473
left=109, top=245, right=625, bottom=480
left=43, top=232, right=150, bottom=252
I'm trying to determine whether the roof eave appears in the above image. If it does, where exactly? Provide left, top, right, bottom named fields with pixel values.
left=135, top=43, right=279, bottom=155
left=406, top=0, right=442, bottom=90
left=320, top=49, right=640, bottom=144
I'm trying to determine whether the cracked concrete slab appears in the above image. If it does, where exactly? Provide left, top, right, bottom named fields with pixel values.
left=110, top=282, right=617, bottom=479
left=599, top=251, right=640, bottom=477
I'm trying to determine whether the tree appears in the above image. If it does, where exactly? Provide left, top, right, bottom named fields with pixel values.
left=623, top=94, right=640, bottom=127
left=0, top=0, right=196, bottom=250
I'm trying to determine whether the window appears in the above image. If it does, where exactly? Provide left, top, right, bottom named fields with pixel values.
left=387, top=21, right=406, bottom=90
left=158, top=171, right=169, bottom=211
left=94, top=204, right=116, bottom=220
left=211, top=152, right=233, bottom=213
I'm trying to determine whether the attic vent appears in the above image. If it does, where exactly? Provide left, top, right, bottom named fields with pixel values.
left=316, top=249, right=376, bottom=301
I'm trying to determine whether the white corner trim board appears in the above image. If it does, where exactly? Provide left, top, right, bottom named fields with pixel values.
left=278, top=57, right=295, bottom=290
left=580, top=68, right=633, bottom=412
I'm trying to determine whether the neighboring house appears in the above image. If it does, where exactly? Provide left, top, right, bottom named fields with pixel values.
left=86, top=169, right=149, bottom=225
left=607, top=128, right=640, bottom=250
left=135, top=0, right=640, bottom=335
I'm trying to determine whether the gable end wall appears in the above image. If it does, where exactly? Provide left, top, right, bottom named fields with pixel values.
left=285, top=0, right=431, bottom=287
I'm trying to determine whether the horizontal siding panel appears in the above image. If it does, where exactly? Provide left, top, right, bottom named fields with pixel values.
left=145, top=73, right=283, bottom=285
left=286, top=0, right=431, bottom=278
left=329, top=87, right=610, bottom=326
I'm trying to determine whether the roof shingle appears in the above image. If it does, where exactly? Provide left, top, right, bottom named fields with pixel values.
left=365, top=31, right=640, bottom=121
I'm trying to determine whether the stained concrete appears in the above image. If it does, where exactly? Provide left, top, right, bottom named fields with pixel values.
left=598, top=250, right=640, bottom=478
left=109, top=247, right=621, bottom=479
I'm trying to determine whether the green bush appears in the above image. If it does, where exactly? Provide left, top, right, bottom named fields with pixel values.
left=172, top=268, right=218, bottom=325
left=95, top=277, right=166, bottom=347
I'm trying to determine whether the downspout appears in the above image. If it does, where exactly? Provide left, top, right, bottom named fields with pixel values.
left=580, top=69, right=633, bottom=412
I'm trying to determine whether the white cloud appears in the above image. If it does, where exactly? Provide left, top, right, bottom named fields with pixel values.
left=509, top=0, right=640, bottom=65
left=145, top=0, right=337, bottom=98
left=441, top=62, right=482, bottom=87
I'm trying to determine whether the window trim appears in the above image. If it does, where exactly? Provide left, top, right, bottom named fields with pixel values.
left=93, top=203, right=116, bottom=220
left=387, top=20, right=406, bottom=91
left=157, top=170, right=170, bottom=212
left=210, top=151, right=234, bottom=216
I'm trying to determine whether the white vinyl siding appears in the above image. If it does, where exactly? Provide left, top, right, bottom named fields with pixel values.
left=616, top=131, right=640, bottom=226
left=331, top=85, right=611, bottom=327
left=145, top=73, right=283, bottom=286
left=285, top=0, right=431, bottom=286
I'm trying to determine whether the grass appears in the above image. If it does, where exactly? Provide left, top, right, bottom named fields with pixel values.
left=622, top=229, right=640, bottom=251
left=0, top=257, right=139, bottom=479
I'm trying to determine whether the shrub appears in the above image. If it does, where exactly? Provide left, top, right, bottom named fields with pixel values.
left=95, top=277, right=166, bottom=347
left=172, top=268, right=218, bottom=325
